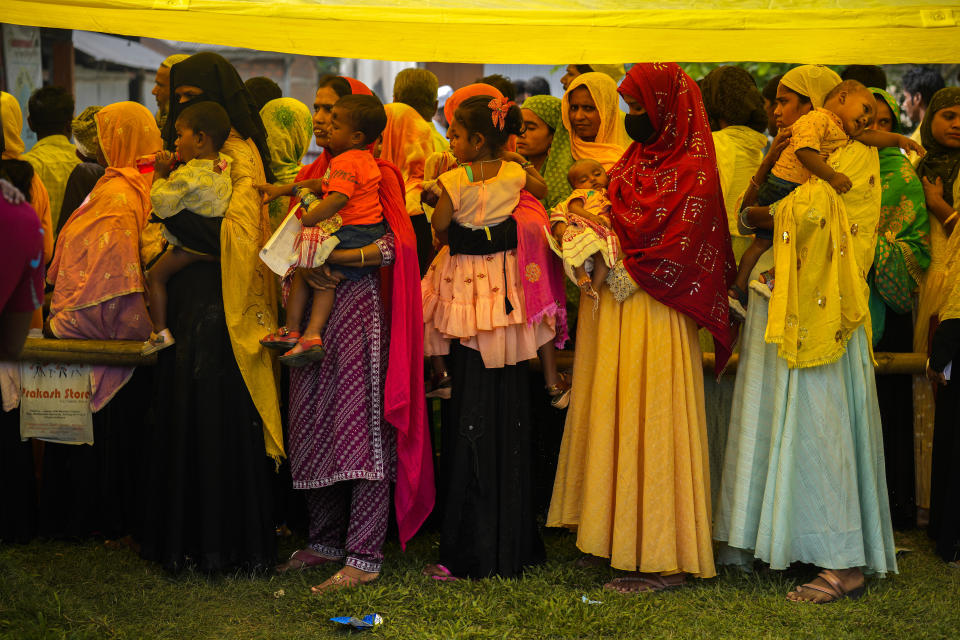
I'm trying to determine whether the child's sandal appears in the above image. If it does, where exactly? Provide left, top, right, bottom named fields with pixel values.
left=260, top=327, right=301, bottom=350
left=546, top=371, right=572, bottom=410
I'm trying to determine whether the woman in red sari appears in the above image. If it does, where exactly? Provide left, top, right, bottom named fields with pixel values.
left=548, top=63, right=736, bottom=593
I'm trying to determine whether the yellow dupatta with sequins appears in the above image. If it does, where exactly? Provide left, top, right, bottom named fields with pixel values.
left=765, top=141, right=881, bottom=368
left=940, top=187, right=960, bottom=322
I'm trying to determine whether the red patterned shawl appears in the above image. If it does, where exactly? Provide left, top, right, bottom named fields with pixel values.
left=608, top=63, right=737, bottom=372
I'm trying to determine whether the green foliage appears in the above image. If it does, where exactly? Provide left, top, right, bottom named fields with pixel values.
left=679, top=62, right=802, bottom=92
left=1, top=530, right=958, bottom=638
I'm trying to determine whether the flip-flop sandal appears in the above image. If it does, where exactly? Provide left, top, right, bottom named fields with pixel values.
left=260, top=328, right=301, bottom=350
left=788, top=570, right=865, bottom=604
left=422, top=564, right=459, bottom=581
left=276, top=549, right=339, bottom=574
left=604, top=574, right=686, bottom=594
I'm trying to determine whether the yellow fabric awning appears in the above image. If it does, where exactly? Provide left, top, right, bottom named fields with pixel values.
left=3, top=0, right=960, bottom=63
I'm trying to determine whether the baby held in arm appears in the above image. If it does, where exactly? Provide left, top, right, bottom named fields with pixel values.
left=549, top=158, right=621, bottom=304
left=728, top=79, right=925, bottom=320
left=258, top=94, right=388, bottom=366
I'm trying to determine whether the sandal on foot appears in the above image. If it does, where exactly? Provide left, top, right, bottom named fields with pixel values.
left=425, top=371, right=452, bottom=400
left=276, top=548, right=339, bottom=574
left=748, top=280, right=773, bottom=300
left=546, top=371, right=572, bottom=410
left=422, top=563, right=459, bottom=581
left=787, top=570, right=864, bottom=604
left=279, top=337, right=325, bottom=367
left=142, top=329, right=175, bottom=355
left=310, top=569, right=379, bottom=593
left=260, top=327, right=301, bottom=350
left=728, top=285, right=748, bottom=320
left=604, top=573, right=686, bottom=594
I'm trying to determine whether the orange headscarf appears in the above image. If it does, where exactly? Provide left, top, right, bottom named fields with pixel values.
left=561, top=72, right=630, bottom=171
left=381, top=103, right=433, bottom=216
left=443, top=83, right=503, bottom=126
left=49, top=102, right=162, bottom=314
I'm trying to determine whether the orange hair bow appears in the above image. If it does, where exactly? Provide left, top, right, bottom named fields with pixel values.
left=488, top=96, right=514, bottom=130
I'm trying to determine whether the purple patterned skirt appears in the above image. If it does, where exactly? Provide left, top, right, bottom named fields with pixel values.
left=288, top=274, right=396, bottom=489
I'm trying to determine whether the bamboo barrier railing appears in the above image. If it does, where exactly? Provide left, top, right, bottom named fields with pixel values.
left=15, top=338, right=926, bottom=374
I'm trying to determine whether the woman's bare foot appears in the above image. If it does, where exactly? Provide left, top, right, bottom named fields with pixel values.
left=310, top=565, right=379, bottom=593
left=786, top=568, right=865, bottom=603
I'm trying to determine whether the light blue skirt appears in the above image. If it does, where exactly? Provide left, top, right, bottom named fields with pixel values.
left=713, top=283, right=897, bottom=575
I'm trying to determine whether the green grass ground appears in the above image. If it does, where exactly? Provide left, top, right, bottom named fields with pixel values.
left=1, top=528, right=957, bottom=639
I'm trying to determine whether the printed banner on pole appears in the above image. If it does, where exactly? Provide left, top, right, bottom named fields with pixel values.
left=19, top=361, right=94, bottom=445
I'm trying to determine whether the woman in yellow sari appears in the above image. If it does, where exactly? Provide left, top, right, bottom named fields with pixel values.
left=715, top=67, right=897, bottom=603
left=560, top=72, right=630, bottom=171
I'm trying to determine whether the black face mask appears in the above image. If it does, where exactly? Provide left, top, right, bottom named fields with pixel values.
left=624, top=112, right=656, bottom=144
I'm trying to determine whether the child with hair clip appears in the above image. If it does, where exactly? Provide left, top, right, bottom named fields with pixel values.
left=730, top=78, right=925, bottom=319
left=422, top=95, right=571, bottom=408
left=548, top=158, right=620, bottom=307
left=143, top=101, right=232, bottom=354
left=259, top=94, right=388, bottom=366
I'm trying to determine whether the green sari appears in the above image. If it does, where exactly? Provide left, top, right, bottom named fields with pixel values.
left=260, top=97, right=313, bottom=231
left=868, top=88, right=931, bottom=344
left=521, top=95, right=574, bottom=209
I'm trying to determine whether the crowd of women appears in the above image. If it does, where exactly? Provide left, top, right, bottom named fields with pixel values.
left=1, top=54, right=959, bottom=604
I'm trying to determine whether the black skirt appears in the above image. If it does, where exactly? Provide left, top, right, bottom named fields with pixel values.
left=929, top=374, right=960, bottom=562
left=874, top=308, right=916, bottom=529
left=138, top=261, right=276, bottom=573
left=438, top=343, right=545, bottom=579
left=0, top=407, right=37, bottom=543
left=38, top=366, right=153, bottom=540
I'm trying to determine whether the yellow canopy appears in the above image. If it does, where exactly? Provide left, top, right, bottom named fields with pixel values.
left=4, top=0, right=959, bottom=63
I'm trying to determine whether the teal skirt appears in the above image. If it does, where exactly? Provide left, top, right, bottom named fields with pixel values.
left=713, top=284, right=897, bottom=575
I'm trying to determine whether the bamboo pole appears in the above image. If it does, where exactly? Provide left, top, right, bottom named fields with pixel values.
left=17, top=338, right=157, bottom=366
left=15, top=337, right=927, bottom=374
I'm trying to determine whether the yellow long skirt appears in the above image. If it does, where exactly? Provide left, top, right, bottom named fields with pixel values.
left=547, top=285, right=716, bottom=578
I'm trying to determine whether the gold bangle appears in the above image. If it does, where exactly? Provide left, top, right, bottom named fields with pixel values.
left=945, top=211, right=959, bottom=227
left=360, top=247, right=365, bottom=266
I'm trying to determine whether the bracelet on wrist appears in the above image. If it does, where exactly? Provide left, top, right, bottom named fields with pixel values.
left=945, top=211, right=959, bottom=226
left=739, top=207, right=757, bottom=231
left=520, top=161, right=533, bottom=169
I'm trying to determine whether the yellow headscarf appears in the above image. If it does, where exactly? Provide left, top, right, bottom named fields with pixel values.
left=382, top=102, right=433, bottom=216
left=161, top=53, right=190, bottom=69
left=765, top=141, right=881, bottom=369
left=587, top=64, right=626, bottom=85
left=561, top=72, right=630, bottom=171
left=2, top=91, right=54, bottom=269
left=780, top=65, right=842, bottom=109
left=1, top=91, right=26, bottom=158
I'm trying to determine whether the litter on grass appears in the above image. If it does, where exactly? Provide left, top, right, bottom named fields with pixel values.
left=581, top=595, right=602, bottom=605
left=330, top=614, right=383, bottom=630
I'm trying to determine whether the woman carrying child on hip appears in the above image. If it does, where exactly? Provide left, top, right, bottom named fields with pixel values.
left=143, top=102, right=232, bottom=354
left=259, top=95, right=388, bottom=366
left=730, top=68, right=924, bottom=319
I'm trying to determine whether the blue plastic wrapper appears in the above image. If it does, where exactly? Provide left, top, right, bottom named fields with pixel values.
left=330, top=614, right=383, bottom=630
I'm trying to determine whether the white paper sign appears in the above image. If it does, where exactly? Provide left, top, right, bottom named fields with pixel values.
left=259, top=208, right=302, bottom=276
left=19, top=362, right=94, bottom=445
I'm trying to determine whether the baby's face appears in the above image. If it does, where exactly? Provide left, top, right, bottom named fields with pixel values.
left=568, top=161, right=608, bottom=191
left=833, top=90, right=875, bottom=138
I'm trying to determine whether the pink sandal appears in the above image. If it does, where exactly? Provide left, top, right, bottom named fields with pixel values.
left=422, top=563, right=459, bottom=581
left=260, top=327, right=301, bottom=350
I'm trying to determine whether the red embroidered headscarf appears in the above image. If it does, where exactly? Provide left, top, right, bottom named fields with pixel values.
left=608, top=63, right=737, bottom=371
